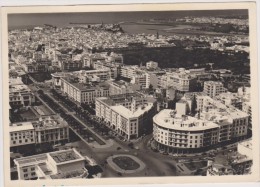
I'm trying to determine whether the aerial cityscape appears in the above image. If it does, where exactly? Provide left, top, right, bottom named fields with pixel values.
left=8, top=9, right=253, bottom=180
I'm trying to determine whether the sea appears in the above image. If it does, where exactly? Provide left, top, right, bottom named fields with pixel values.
left=8, top=10, right=248, bottom=35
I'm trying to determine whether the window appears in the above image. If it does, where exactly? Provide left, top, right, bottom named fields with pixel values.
left=31, top=172, right=36, bottom=176
left=13, top=141, right=16, bottom=144
left=23, top=169, right=28, bottom=172
left=24, top=174, right=28, bottom=178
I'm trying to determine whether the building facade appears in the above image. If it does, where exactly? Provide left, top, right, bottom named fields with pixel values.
left=146, top=61, right=158, bottom=69
left=95, top=93, right=157, bottom=140
left=9, top=78, right=35, bottom=108
left=10, top=122, right=36, bottom=148
left=10, top=115, right=70, bottom=149
left=109, top=80, right=141, bottom=95
left=14, top=148, right=88, bottom=180
left=153, top=95, right=249, bottom=153
left=203, top=81, right=226, bottom=98
left=61, top=76, right=110, bottom=104
left=166, top=69, right=197, bottom=92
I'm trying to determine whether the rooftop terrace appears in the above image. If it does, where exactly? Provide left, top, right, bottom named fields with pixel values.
left=153, top=109, right=219, bottom=131
left=62, top=76, right=109, bottom=91
left=49, top=150, right=81, bottom=163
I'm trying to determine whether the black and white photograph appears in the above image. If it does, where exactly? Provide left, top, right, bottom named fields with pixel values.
left=1, top=2, right=259, bottom=186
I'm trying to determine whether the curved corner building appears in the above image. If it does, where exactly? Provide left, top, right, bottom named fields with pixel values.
left=153, top=108, right=248, bottom=154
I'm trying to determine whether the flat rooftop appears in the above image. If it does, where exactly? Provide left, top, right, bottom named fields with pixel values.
left=33, top=116, right=68, bottom=130
left=204, top=81, right=223, bottom=85
left=153, top=109, right=219, bottom=131
left=62, top=76, right=109, bottom=91
left=99, top=93, right=145, bottom=106
left=199, top=96, right=249, bottom=119
left=9, top=77, right=23, bottom=85
left=49, top=149, right=83, bottom=163
left=111, top=102, right=154, bottom=118
left=50, top=168, right=88, bottom=179
left=10, top=122, right=34, bottom=132
left=14, top=153, right=47, bottom=167
left=9, top=84, right=31, bottom=93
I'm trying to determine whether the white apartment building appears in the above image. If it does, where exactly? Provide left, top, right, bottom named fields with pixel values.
left=14, top=149, right=88, bottom=180
left=92, top=61, right=121, bottom=79
left=166, top=69, right=197, bottom=92
left=9, top=77, right=35, bottom=108
left=51, top=72, right=67, bottom=87
left=95, top=93, right=156, bottom=140
left=145, top=72, right=159, bottom=89
left=203, top=81, right=226, bottom=98
left=120, top=65, right=139, bottom=79
left=130, top=74, right=147, bottom=89
left=238, top=86, right=250, bottom=101
left=153, top=109, right=220, bottom=154
left=61, top=76, right=110, bottom=104
left=130, top=72, right=158, bottom=89
left=158, top=74, right=168, bottom=89
left=10, top=116, right=70, bottom=148
left=146, top=61, right=158, bottom=69
left=109, top=80, right=141, bottom=95
left=153, top=102, right=249, bottom=154
left=76, top=69, right=111, bottom=82
left=33, top=116, right=70, bottom=144
left=10, top=122, right=36, bottom=147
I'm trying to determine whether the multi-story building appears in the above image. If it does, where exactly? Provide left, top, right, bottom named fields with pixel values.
left=203, top=81, right=226, bottom=98
left=77, top=69, right=111, bottom=83
left=57, top=54, right=83, bottom=71
left=120, top=65, right=139, bottom=79
left=153, top=95, right=249, bottom=153
left=61, top=76, right=110, bottom=104
left=153, top=109, right=220, bottom=154
left=10, top=122, right=36, bottom=148
left=33, top=116, right=70, bottom=145
left=237, top=86, right=250, bottom=101
left=130, top=72, right=159, bottom=89
left=22, top=62, right=49, bottom=73
left=166, top=69, right=197, bottom=92
left=166, top=87, right=176, bottom=100
left=207, top=139, right=252, bottom=176
left=9, top=78, right=35, bottom=108
left=130, top=74, right=147, bottom=89
left=95, top=93, right=157, bottom=140
left=242, top=102, right=251, bottom=128
left=216, top=92, right=242, bottom=109
left=14, top=148, right=88, bottom=180
left=109, top=80, right=141, bottom=95
left=58, top=60, right=83, bottom=71
left=158, top=74, right=168, bottom=89
left=145, top=72, right=159, bottom=89
left=51, top=72, right=67, bottom=87
left=92, top=61, right=121, bottom=79
left=146, top=61, right=158, bottom=69
left=10, top=115, right=69, bottom=149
